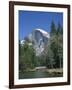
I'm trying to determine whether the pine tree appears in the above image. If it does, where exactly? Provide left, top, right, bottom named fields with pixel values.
left=50, top=21, right=56, bottom=36
left=57, top=23, right=61, bottom=35
left=46, top=44, right=55, bottom=69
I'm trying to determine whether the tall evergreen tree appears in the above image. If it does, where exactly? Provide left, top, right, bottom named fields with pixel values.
left=46, top=44, right=55, bottom=69
left=50, top=21, right=56, bottom=35
left=57, top=23, right=61, bottom=35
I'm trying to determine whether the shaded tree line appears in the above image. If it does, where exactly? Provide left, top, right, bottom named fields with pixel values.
left=45, top=21, right=63, bottom=69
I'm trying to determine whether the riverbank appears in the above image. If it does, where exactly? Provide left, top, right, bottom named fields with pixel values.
left=21, top=68, right=63, bottom=73
left=19, top=68, right=63, bottom=79
left=46, top=68, right=63, bottom=73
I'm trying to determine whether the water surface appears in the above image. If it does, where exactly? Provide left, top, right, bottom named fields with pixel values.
left=19, top=71, right=63, bottom=79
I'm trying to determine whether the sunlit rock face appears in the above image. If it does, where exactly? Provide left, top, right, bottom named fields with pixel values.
left=32, top=28, right=50, bottom=56
left=20, top=40, right=25, bottom=45
left=20, top=28, right=50, bottom=56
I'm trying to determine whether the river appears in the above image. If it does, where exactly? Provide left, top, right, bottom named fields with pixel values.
left=19, top=70, right=63, bottom=79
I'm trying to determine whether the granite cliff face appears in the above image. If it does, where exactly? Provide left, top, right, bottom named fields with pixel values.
left=20, top=28, right=50, bottom=56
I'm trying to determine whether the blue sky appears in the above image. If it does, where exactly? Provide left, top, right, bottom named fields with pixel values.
left=19, top=10, right=63, bottom=40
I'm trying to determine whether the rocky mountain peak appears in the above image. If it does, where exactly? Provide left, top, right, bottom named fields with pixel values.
left=20, top=28, right=50, bottom=56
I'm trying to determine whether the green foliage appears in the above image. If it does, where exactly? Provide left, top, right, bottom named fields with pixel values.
left=19, top=42, right=36, bottom=71
left=46, top=21, right=63, bottom=68
left=19, top=20, right=63, bottom=72
left=43, top=21, right=63, bottom=69
left=46, top=44, right=55, bottom=68
left=50, top=21, right=56, bottom=36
